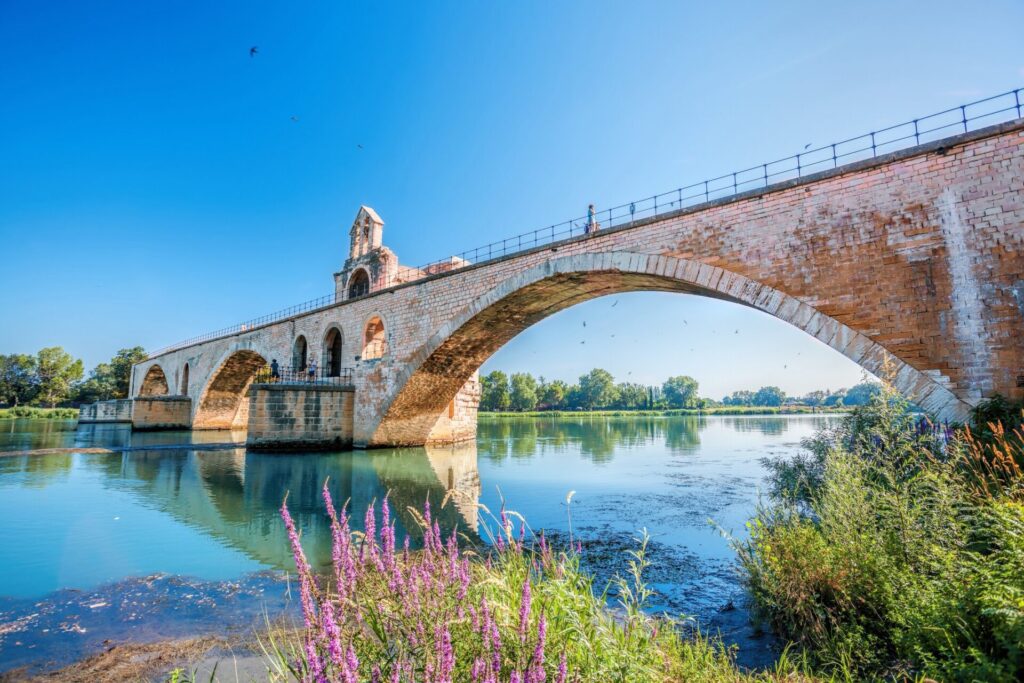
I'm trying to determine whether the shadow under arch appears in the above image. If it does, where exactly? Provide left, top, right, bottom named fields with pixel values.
left=370, top=252, right=972, bottom=446
left=193, top=350, right=268, bottom=429
left=139, top=364, right=170, bottom=396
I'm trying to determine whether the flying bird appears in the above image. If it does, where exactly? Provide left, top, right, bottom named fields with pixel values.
left=611, top=300, right=618, bottom=307
left=249, top=46, right=259, bottom=57
left=357, top=144, right=364, bottom=150
left=582, top=321, right=586, bottom=327
left=290, top=116, right=299, bottom=122
left=735, top=329, right=739, bottom=334
left=803, top=143, right=812, bottom=149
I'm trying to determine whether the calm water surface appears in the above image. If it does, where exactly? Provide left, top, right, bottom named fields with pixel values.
left=0, top=414, right=839, bottom=672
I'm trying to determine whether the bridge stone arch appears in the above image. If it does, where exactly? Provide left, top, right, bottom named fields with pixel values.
left=139, top=364, right=170, bottom=396
left=368, top=251, right=973, bottom=446
left=193, top=349, right=269, bottom=429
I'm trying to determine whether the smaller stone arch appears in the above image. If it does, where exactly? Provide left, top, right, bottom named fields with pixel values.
left=323, top=325, right=344, bottom=377
left=193, top=350, right=268, bottom=429
left=348, top=268, right=371, bottom=299
left=361, top=315, right=388, bottom=360
left=139, top=365, right=169, bottom=396
left=293, top=335, right=308, bottom=371
left=180, top=363, right=190, bottom=395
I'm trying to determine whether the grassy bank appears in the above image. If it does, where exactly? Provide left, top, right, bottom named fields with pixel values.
left=0, top=406, right=78, bottom=420
left=738, top=389, right=1024, bottom=680
left=264, top=487, right=834, bottom=683
left=481, top=406, right=846, bottom=418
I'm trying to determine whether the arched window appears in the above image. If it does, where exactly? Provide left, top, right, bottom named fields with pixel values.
left=348, top=269, right=370, bottom=299
left=181, top=363, right=190, bottom=395
left=293, top=335, right=308, bottom=370
left=324, top=327, right=343, bottom=377
left=362, top=316, right=387, bottom=360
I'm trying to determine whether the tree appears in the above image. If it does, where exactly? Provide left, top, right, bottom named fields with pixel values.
left=538, top=379, right=568, bottom=410
left=509, top=373, right=538, bottom=412
left=801, top=390, right=829, bottom=407
left=74, top=346, right=148, bottom=403
left=662, top=375, right=699, bottom=409
left=843, top=381, right=882, bottom=406
left=480, top=370, right=510, bottom=412
left=109, top=346, right=147, bottom=398
left=34, top=347, right=84, bottom=408
left=753, top=385, right=786, bottom=407
left=722, top=390, right=755, bottom=406
left=0, top=354, right=39, bottom=406
left=615, top=382, right=649, bottom=410
left=576, top=368, right=617, bottom=410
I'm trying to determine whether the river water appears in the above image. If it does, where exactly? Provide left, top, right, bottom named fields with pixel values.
left=0, top=414, right=839, bottom=674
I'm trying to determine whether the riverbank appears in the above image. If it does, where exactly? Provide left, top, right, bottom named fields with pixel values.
left=481, top=406, right=846, bottom=417
left=0, top=408, right=77, bottom=420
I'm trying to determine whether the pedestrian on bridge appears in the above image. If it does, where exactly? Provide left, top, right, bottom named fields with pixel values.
left=270, top=359, right=280, bottom=382
left=586, top=204, right=599, bottom=234
left=308, top=357, right=317, bottom=384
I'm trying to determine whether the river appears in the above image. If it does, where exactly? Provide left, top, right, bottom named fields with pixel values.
left=0, top=413, right=840, bottom=674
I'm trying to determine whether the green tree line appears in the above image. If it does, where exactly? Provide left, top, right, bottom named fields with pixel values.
left=481, top=368, right=882, bottom=412
left=0, top=346, right=147, bottom=408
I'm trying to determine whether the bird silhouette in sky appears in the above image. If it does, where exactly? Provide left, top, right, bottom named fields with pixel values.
left=611, top=300, right=618, bottom=307
left=735, top=329, right=739, bottom=334
left=582, top=321, right=586, bottom=327
left=357, top=144, right=363, bottom=150
left=804, top=143, right=812, bottom=149
left=580, top=341, right=585, bottom=344
left=290, top=116, right=299, bottom=122
left=249, top=46, right=259, bottom=57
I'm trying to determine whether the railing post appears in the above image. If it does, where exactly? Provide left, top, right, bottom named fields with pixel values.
left=1016, top=89, right=1022, bottom=119
left=796, top=154, right=801, bottom=177
left=870, top=132, right=876, bottom=157
left=732, top=172, right=737, bottom=194
left=831, top=143, right=837, bottom=168
left=762, top=163, right=768, bottom=188
left=913, top=119, right=920, bottom=145
left=960, top=105, right=968, bottom=133
left=704, top=180, right=709, bottom=202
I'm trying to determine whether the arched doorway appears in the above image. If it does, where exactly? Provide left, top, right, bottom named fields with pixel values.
left=293, top=336, right=308, bottom=371
left=193, top=350, right=268, bottom=429
left=139, top=365, right=169, bottom=396
left=348, top=269, right=370, bottom=299
left=324, top=327, right=343, bottom=377
left=180, top=363, right=190, bottom=395
left=362, top=316, right=387, bottom=360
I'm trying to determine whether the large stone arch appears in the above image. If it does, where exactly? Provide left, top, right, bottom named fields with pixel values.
left=193, top=349, right=269, bottom=429
left=139, top=364, right=170, bottom=396
left=368, top=251, right=973, bottom=446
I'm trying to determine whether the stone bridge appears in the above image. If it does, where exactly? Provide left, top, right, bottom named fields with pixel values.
left=109, top=119, right=1023, bottom=448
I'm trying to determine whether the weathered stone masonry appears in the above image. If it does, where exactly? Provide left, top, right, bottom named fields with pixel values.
left=123, top=120, right=1023, bottom=448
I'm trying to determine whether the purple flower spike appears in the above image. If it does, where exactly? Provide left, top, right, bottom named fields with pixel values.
left=518, top=574, right=532, bottom=642
left=556, top=653, right=568, bottom=683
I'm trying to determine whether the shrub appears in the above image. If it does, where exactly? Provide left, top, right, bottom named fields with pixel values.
left=742, top=385, right=1024, bottom=680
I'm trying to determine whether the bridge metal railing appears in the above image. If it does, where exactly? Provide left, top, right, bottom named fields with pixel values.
left=253, top=365, right=354, bottom=387
left=146, top=87, right=1023, bottom=360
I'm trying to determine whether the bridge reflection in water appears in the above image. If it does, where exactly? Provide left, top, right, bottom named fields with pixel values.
left=79, top=441, right=482, bottom=574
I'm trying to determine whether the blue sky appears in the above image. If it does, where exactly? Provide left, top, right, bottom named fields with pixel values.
left=1, top=1, right=1021, bottom=399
